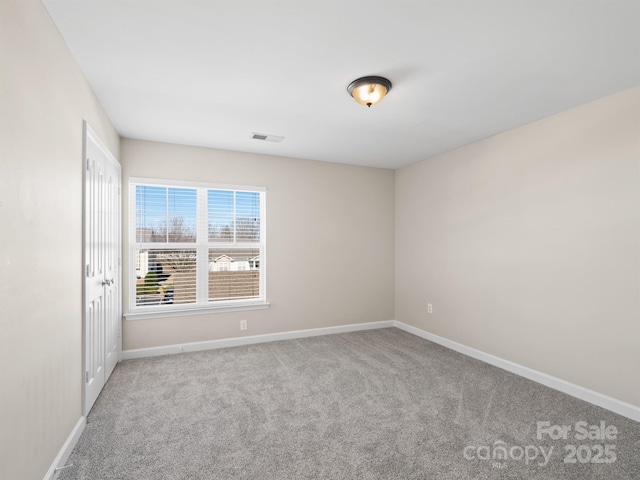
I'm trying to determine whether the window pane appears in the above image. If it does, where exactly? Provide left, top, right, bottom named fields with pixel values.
left=135, top=248, right=197, bottom=306
left=236, top=216, right=260, bottom=242
left=208, top=190, right=234, bottom=217
left=136, top=216, right=165, bottom=242
left=136, top=185, right=196, bottom=243
left=136, top=185, right=165, bottom=215
left=236, top=192, right=260, bottom=242
left=236, top=192, right=260, bottom=217
left=208, top=218, right=234, bottom=242
left=208, top=190, right=235, bottom=242
left=208, top=248, right=260, bottom=302
left=166, top=216, right=196, bottom=242
left=168, top=188, right=197, bottom=215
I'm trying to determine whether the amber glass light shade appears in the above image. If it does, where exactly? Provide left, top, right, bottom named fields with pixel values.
left=347, top=76, right=392, bottom=107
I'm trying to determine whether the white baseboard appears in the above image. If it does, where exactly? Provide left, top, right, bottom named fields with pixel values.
left=394, top=321, right=640, bottom=423
left=43, top=416, right=85, bottom=480
left=122, top=320, right=395, bottom=360
left=121, top=318, right=639, bottom=422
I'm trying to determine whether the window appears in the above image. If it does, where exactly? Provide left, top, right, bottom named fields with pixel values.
left=128, top=179, right=266, bottom=318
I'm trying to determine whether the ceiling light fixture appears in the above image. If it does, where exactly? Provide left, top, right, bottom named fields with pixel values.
left=347, top=76, right=392, bottom=107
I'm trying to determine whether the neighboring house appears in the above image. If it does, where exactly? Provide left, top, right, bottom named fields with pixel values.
left=209, top=255, right=232, bottom=272
left=234, top=260, right=250, bottom=271
left=209, top=255, right=252, bottom=272
left=140, top=252, right=257, bottom=274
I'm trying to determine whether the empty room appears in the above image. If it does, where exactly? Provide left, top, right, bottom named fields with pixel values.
left=1, top=1, right=639, bottom=479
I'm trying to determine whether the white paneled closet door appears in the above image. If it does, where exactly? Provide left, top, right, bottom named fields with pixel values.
left=84, top=123, right=121, bottom=415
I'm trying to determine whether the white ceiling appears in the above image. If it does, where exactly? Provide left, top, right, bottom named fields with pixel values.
left=43, top=0, right=640, bottom=169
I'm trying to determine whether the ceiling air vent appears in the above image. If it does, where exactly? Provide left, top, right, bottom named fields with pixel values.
left=251, top=133, right=285, bottom=143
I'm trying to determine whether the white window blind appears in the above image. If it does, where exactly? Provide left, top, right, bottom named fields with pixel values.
left=129, top=179, right=265, bottom=316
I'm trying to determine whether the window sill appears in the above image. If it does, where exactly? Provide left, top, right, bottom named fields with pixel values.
left=124, top=301, right=270, bottom=320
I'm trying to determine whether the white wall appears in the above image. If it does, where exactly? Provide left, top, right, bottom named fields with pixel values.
left=0, top=1, right=120, bottom=479
left=396, top=86, right=640, bottom=407
left=121, top=139, right=395, bottom=350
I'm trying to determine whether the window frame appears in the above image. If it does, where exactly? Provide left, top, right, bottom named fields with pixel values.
left=125, top=177, right=268, bottom=320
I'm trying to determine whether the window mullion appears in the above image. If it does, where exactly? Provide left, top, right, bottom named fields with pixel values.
left=259, top=191, right=266, bottom=301
left=196, top=188, right=208, bottom=304
left=165, top=187, right=169, bottom=243
left=130, top=182, right=138, bottom=311
left=233, top=191, right=237, bottom=244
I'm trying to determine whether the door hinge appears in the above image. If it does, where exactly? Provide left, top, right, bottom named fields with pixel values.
left=86, top=158, right=91, bottom=170
left=85, top=264, right=90, bottom=277
left=85, top=371, right=89, bottom=383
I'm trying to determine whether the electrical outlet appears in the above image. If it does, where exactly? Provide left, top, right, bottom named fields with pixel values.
left=428, top=303, right=433, bottom=314
left=240, top=320, right=247, bottom=331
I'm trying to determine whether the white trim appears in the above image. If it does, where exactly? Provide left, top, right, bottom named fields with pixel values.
left=129, top=181, right=266, bottom=317
left=85, top=124, right=119, bottom=168
left=43, top=416, right=85, bottom=480
left=129, top=176, right=266, bottom=192
left=122, top=320, right=395, bottom=359
left=394, top=321, right=640, bottom=423
left=124, top=301, right=270, bottom=320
